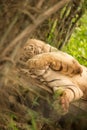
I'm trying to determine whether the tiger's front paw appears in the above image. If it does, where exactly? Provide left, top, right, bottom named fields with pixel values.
left=53, top=88, right=75, bottom=113
left=60, top=91, right=70, bottom=112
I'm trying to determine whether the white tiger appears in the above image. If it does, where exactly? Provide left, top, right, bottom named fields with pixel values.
left=19, top=39, right=87, bottom=112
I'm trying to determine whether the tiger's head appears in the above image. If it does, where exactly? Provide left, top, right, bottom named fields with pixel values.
left=20, top=39, right=57, bottom=62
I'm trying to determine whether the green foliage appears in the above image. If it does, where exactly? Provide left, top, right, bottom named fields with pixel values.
left=83, top=0, right=87, bottom=10
left=28, top=109, right=38, bottom=130
left=8, top=114, right=18, bottom=130
left=53, top=89, right=63, bottom=100
left=63, top=12, right=87, bottom=66
left=32, top=96, right=40, bottom=107
left=46, top=19, right=58, bottom=45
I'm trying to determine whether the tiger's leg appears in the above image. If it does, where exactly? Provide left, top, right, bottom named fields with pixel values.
left=26, top=53, right=61, bottom=70
left=26, top=52, right=82, bottom=76
left=53, top=86, right=83, bottom=112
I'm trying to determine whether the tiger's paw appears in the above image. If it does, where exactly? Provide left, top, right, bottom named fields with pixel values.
left=53, top=88, right=75, bottom=113
left=60, top=91, right=70, bottom=112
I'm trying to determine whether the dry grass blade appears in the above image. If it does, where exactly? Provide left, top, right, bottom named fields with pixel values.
left=0, top=14, right=18, bottom=49
left=36, top=0, right=45, bottom=9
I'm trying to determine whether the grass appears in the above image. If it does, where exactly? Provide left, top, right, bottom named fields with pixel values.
left=63, top=12, right=87, bottom=66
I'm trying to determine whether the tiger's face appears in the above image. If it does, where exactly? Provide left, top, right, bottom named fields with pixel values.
left=20, top=39, right=49, bottom=62
left=19, top=39, right=58, bottom=62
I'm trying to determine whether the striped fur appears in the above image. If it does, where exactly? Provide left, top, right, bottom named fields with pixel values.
left=19, top=39, right=87, bottom=111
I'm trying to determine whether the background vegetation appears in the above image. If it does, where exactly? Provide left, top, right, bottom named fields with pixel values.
left=64, top=11, right=87, bottom=66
